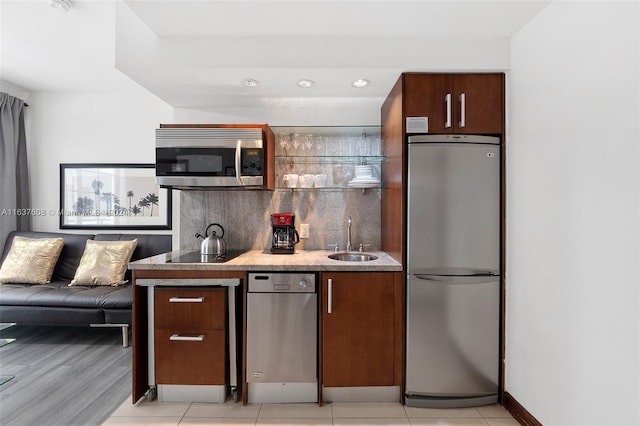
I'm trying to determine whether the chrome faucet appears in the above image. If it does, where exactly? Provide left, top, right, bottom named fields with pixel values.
left=346, top=216, right=353, bottom=252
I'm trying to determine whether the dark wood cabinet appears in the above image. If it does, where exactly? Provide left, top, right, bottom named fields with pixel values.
left=321, top=271, right=403, bottom=388
left=404, top=73, right=452, bottom=133
left=131, top=269, right=245, bottom=403
left=404, top=73, right=504, bottom=135
left=154, top=287, right=227, bottom=385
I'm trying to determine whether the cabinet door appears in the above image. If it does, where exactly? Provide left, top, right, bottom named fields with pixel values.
left=322, top=272, right=396, bottom=387
left=404, top=74, right=453, bottom=134
left=453, top=74, right=504, bottom=134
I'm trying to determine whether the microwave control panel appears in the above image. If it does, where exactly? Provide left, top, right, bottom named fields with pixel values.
left=241, top=148, right=263, bottom=176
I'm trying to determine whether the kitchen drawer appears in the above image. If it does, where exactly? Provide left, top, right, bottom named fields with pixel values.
left=154, top=328, right=226, bottom=385
left=154, top=287, right=226, bottom=330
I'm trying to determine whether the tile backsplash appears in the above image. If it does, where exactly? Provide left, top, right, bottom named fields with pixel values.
left=180, top=126, right=383, bottom=252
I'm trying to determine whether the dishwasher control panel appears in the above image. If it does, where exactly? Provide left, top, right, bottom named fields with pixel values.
left=248, top=272, right=316, bottom=293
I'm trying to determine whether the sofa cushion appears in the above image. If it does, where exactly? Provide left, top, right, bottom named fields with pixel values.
left=70, top=239, right=137, bottom=286
left=0, top=279, right=132, bottom=309
left=0, top=236, right=64, bottom=284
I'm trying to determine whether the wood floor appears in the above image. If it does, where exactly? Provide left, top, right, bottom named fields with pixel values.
left=0, top=325, right=131, bottom=426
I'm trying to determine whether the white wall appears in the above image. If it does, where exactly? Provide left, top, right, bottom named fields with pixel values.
left=173, top=99, right=383, bottom=127
left=507, top=1, right=639, bottom=424
left=26, top=90, right=173, bottom=233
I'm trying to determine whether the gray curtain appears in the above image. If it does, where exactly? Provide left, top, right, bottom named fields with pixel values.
left=0, top=92, right=30, bottom=246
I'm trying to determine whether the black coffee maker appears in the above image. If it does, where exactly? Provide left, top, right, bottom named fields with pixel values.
left=271, top=213, right=300, bottom=254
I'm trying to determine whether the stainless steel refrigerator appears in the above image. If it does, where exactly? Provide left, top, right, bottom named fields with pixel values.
left=405, top=134, right=500, bottom=408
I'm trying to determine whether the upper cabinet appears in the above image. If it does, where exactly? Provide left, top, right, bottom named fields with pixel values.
left=403, top=73, right=504, bottom=135
left=272, top=126, right=383, bottom=191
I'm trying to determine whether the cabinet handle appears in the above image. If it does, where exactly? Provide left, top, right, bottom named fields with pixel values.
left=327, top=278, right=333, bottom=314
left=459, top=93, right=466, bottom=128
left=445, top=93, right=452, bottom=128
left=169, top=297, right=204, bottom=303
left=170, top=334, right=205, bottom=342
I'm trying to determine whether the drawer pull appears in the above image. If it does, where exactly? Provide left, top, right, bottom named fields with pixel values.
left=169, top=297, right=204, bottom=303
left=170, top=334, right=205, bottom=342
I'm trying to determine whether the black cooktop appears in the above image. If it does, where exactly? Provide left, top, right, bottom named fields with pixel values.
left=166, top=250, right=245, bottom=264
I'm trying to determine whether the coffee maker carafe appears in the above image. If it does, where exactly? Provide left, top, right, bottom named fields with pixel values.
left=271, top=213, right=300, bottom=254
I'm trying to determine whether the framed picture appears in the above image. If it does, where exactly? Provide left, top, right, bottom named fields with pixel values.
left=60, top=163, right=172, bottom=230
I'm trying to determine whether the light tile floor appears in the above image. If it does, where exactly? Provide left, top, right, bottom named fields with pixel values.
left=103, top=398, right=520, bottom=426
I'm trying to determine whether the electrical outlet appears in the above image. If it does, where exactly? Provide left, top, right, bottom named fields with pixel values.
left=299, top=223, right=310, bottom=239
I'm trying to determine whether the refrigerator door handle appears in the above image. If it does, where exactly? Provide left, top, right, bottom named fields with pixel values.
left=412, top=274, right=499, bottom=285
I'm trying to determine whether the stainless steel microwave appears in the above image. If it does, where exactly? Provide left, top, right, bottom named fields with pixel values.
left=155, top=127, right=266, bottom=189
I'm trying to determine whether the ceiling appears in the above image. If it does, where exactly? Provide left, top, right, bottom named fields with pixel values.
left=1, top=0, right=550, bottom=111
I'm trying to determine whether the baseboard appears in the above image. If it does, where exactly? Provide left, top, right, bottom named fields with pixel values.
left=503, top=391, right=543, bottom=426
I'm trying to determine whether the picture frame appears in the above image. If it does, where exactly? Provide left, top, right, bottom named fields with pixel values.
left=59, top=163, right=172, bottom=230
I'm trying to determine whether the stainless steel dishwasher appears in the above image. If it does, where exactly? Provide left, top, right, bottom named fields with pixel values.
left=246, top=272, right=317, bottom=403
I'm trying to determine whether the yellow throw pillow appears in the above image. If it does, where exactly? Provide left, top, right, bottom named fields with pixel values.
left=69, top=239, right=137, bottom=287
left=0, top=236, right=64, bottom=284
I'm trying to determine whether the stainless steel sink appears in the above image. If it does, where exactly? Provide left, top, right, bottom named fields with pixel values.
left=328, top=252, right=378, bottom=262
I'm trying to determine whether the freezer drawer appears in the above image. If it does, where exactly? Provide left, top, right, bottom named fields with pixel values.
left=405, top=274, right=499, bottom=399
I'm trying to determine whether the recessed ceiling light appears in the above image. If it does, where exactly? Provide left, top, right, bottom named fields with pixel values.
left=352, top=79, right=370, bottom=88
left=48, top=0, right=72, bottom=11
left=297, top=79, right=315, bottom=88
left=241, top=79, right=260, bottom=87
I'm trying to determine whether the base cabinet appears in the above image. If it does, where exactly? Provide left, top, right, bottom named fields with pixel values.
left=154, top=287, right=227, bottom=386
left=321, top=271, right=403, bottom=391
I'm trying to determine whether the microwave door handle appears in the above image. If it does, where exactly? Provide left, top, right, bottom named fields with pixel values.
left=235, top=139, right=243, bottom=185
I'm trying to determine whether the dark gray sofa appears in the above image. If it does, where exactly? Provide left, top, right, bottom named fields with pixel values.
left=0, top=231, right=171, bottom=346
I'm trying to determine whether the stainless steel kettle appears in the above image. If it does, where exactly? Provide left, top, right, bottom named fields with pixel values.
left=195, top=223, right=226, bottom=256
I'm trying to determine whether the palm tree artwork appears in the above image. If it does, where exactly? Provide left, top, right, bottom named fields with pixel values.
left=127, top=190, right=134, bottom=212
left=101, top=192, right=114, bottom=213
left=138, top=197, right=150, bottom=216
left=65, top=168, right=165, bottom=222
left=146, top=193, right=159, bottom=216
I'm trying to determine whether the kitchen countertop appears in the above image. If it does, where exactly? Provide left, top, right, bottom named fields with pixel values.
left=129, top=249, right=402, bottom=272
